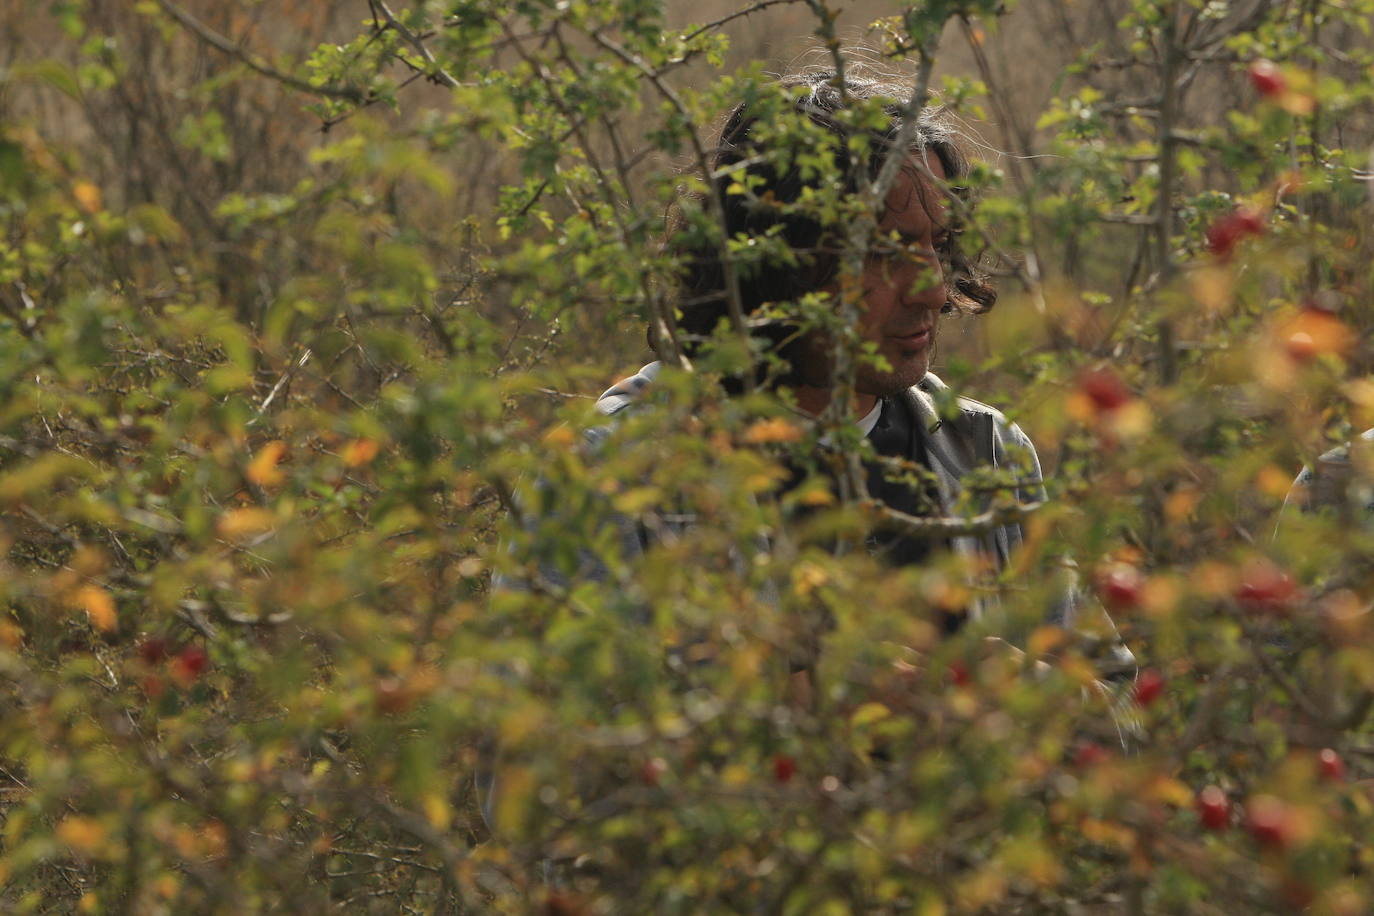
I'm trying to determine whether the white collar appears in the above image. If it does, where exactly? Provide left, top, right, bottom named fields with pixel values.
left=856, top=400, right=882, bottom=437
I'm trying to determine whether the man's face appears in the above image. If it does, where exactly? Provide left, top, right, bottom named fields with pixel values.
left=850, top=153, right=950, bottom=398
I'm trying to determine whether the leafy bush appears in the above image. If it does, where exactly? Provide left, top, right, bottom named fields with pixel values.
left=1, top=0, right=1373, bottom=912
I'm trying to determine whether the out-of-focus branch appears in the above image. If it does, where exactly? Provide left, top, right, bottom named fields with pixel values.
left=868, top=499, right=1043, bottom=539
left=156, top=0, right=368, bottom=102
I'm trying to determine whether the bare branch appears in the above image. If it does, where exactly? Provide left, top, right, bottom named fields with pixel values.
left=682, top=0, right=805, bottom=42
left=156, top=0, right=368, bottom=102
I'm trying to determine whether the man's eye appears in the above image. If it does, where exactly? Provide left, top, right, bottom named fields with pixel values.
left=871, top=239, right=929, bottom=259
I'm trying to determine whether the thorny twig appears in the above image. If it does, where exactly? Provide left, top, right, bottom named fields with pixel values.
left=157, top=0, right=368, bottom=102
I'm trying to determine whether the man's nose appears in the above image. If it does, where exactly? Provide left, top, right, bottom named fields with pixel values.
left=900, top=258, right=946, bottom=310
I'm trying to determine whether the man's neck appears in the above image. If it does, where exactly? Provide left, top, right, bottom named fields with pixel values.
left=793, top=385, right=878, bottom=420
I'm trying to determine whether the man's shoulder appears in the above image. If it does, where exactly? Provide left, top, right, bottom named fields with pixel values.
left=596, top=361, right=662, bottom=416
left=914, top=373, right=1018, bottom=431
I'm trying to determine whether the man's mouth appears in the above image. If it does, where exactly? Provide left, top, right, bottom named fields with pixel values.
left=888, top=328, right=932, bottom=352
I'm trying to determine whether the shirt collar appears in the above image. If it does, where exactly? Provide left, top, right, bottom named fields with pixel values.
left=856, top=400, right=883, bottom=437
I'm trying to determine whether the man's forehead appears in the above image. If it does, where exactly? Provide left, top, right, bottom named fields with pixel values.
left=881, top=155, right=948, bottom=230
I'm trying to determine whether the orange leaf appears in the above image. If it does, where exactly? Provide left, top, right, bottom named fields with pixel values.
left=217, top=507, right=275, bottom=539
left=1279, top=307, right=1353, bottom=361
left=76, top=585, right=116, bottom=631
left=342, top=438, right=380, bottom=467
left=72, top=181, right=102, bottom=214
left=246, top=441, right=286, bottom=486
left=742, top=417, right=802, bottom=444
left=56, top=816, right=106, bottom=853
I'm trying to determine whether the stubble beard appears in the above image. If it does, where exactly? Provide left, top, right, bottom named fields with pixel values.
left=786, top=324, right=937, bottom=403
left=854, top=325, right=937, bottom=399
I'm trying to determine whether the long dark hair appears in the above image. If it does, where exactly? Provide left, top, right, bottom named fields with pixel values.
left=663, top=69, right=997, bottom=380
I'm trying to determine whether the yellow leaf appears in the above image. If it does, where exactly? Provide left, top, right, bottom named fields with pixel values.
left=1058, top=655, right=1099, bottom=687
left=1141, top=576, right=1180, bottom=618
left=1144, top=774, right=1194, bottom=807
left=792, top=562, right=828, bottom=596
left=0, top=621, right=23, bottom=649
left=1192, top=561, right=1237, bottom=598
left=245, top=441, right=286, bottom=487
left=743, top=417, right=803, bottom=444
left=72, top=181, right=102, bottom=214
left=720, top=763, right=751, bottom=787
left=154, top=875, right=178, bottom=899
left=541, top=426, right=575, bottom=449
left=915, top=894, right=946, bottom=916
left=1027, top=626, right=1067, bottom=657
left=56, top=816, right=106, bottom=854
left=1256, top=465, right=1293, bottom=500
left=612, top=486, right=662, bottom=514
left=1163, top=486, right=1200, bottom=522
left=1279, top=90, right=1315, bottom=115
left=850, top=702, right=891, bottom=728
left=798, top=486, right=835, bottom=507
left=217, top=507, right=275, bottom=539
left=1106, top=400, right=1153, bottom=441
left=499, top=703, right=544, bottom=746
left=1080, top=817, right=1135, bottom=848
left=75, top=585, right=116, bottom=631
left=422, top=792, right=451, bottom=830
left=1188, top=264, right=1233, bottom=313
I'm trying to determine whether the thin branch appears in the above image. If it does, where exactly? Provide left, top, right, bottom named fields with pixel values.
left=867, top=499, right=1043, bottom=539
left=587, top=29, right=749, bottom=380
left=682, top=0, right=804, bottom=42
left=374, top=0, right=460, bottom=88
left=156, top=0, right=368, bottom=102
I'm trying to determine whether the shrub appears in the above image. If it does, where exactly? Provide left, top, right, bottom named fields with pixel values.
left=1, top=0, right=1372, bottom=912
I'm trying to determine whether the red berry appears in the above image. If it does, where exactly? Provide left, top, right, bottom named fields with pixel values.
left=1205, top=220, right=1241, bottom=258
left=1248, top=59, right=1286, bottom=97
left=138, top=637, right=168, bottom=665
left=1234, top=561, right=1298, bottom=613
left=1283, top=305, right=1351, bottom=363
left=170, top=645, right=209, bottom=686
left=947, top=660, right=971, bottom=688
left=1246, top=794, right=1291, bottom=850
left=772, top=755, right=797, bottom=784
left=1077, top=367, right=1132, bottom=412
left=1097, top=563, right=1144, bottom=611
left=1196, top=785, right=1229, bottom=831
left=1233, top=207, right=1265, bottom=236
left=1133, top=668, right=1165, bottom=707
left=1318, top=748, right=1346, bottom=782
left=1285, top=330, right=1318, bottom=362
left=1073, top=742, right=1109, bottom=769
left=1205, top=206, right=1265, bottom=258
left=639, top=757, right=667, bottom=786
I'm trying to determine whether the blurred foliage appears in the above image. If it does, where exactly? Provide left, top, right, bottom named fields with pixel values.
left=1, top=0, right=1373, bottom=912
